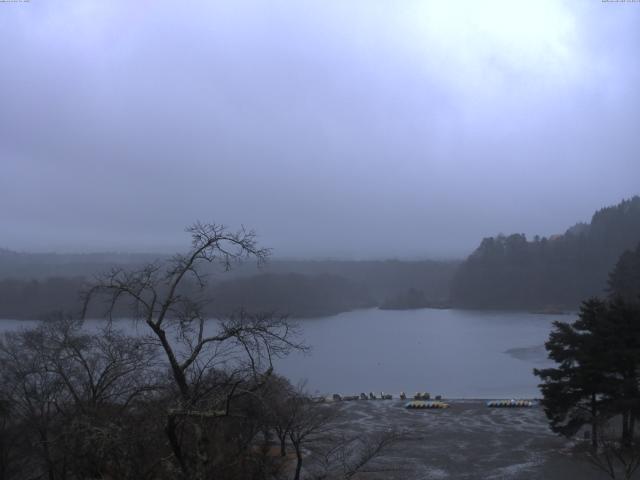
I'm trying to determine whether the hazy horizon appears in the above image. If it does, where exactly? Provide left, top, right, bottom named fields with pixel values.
left=0, top=194, right=633, bottom=261
left=2, top=1, right=639, bottom=258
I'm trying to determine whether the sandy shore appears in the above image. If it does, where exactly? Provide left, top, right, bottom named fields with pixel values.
left=319, top=399, right=605, bottom=479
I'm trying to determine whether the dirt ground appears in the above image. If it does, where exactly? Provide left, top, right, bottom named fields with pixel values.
left=319, top=399, right=610, bottom=480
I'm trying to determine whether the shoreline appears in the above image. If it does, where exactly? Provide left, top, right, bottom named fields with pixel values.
left=324, top=399, right=601, bottom=479
left=317, top=395, right=543, bottom=403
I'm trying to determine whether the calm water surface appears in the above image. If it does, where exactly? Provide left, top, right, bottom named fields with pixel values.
left=275, top=308, right=567, bottom=398
left=0, top=308, right=570, bottom=399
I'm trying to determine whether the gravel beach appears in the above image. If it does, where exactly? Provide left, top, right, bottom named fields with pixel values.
left=319, top=399, right=606, bottom=479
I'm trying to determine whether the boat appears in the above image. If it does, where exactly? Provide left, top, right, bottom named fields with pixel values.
left=405, top=400, right=449, bottom=409
left=486, top=399, right=533, bottom=408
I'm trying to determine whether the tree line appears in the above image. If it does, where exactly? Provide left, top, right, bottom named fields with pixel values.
left=451, top=196, right=640, bottom=310
left=536, top=241, right=640, bottom=479
left=0, top=254, right=458, bottom=320
left=0, top=273, right=373, bottom=320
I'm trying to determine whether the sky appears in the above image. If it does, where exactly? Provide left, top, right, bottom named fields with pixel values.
left=1, top=1, right=639, bottom=259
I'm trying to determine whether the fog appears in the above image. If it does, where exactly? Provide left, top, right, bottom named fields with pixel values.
left=1, top=1, right=638, bottom=258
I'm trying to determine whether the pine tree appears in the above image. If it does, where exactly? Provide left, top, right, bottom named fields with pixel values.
left=534, top=299, right=612, bottom=448
left=608, top=242, right=640, bottom=305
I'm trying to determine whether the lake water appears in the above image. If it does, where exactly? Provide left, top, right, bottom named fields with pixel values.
left=275, top=308, right=566, bottom=399
left=0, top=308, right=570, bottom=399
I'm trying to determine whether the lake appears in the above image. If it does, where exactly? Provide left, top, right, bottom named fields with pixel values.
left=0, top=308, right=569, bottom=399
left=275, top=308, right=565, bottom=399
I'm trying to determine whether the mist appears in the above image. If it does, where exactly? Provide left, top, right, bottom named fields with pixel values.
left=1, top=1, right=639, bottom=258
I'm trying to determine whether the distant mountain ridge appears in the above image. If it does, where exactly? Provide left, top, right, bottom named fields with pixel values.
left=451, top=196, right=640, bottom=309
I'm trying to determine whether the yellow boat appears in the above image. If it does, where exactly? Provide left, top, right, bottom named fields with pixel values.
left=486, top=399, right=533, bottom=408
left=405, top=400, right=449, bottom=409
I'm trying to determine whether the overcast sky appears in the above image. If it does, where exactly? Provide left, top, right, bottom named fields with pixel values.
left=1, top=1, right=639, bottom=258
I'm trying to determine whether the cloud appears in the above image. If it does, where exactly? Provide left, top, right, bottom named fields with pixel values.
left=1, top=0, right=639, bottom=257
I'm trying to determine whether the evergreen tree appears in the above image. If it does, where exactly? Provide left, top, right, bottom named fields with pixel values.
left=534, top=299, right=612, bottom=448
left=452, top=196, right=640, bottom=309
left=597, top=297, right=640, bottom=446
left=609, top=242, right=640, bottom=304
left=536, top=243, right=640, bottom=448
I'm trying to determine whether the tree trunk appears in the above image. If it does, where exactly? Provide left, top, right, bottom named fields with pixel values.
left=165, top=414, right=188, bottom=476
left=194, top=423, right=210, bottom=480
left=622, top=411, right=631, bottom=447
left=38, top=428, right=56, bottom=480
left=591, top=393, right=598, bottom=449
left=280, top=435, right=286, bottom=457
left=293, top=444, right=303, bottom=480
left=148, top=322, right=190, bottom=398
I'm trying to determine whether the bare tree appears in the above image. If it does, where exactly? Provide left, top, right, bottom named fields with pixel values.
left=0, top=318, right=75, bottom=480
left=81, top=222, right=305, bottom=479
left=287, top=396, right=338, bottom=480
left=261, top=375, right=297, bottom=457
left=335, top=429, right=406, bottom=479
left=0, top=312, right=160, bottom=480
left=308, top=429, right=407, bottom=480
left=283, top=394, right=406, bottom=480
left=0, top=396, right=19, bottom=480
left=0, top=373, right=36, bottom=480
left=39, top=314, right=158, bottom=411
left=585, top=421, right=640, bottom=480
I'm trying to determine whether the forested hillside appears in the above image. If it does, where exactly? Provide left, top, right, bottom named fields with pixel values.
left=0, top=253, right=457, bottom=318
left=4, top=196, right=637, bottom=316
left=451, top=196, right=640, bottom=309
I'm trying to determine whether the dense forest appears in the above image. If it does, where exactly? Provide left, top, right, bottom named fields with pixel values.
left=451, top=196, right=640, bottom=310
left=3, top=196, right=639, bottom=317
left=0, top=252, right=458, bottom=319
left=0, top=274, right=373, bottom=320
